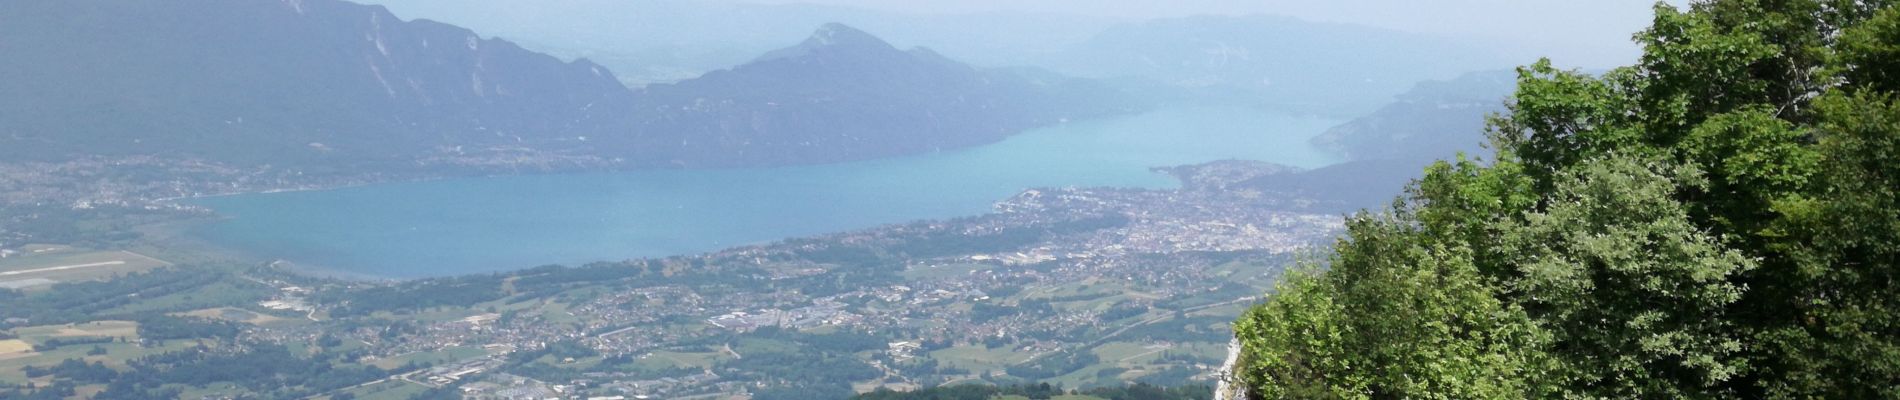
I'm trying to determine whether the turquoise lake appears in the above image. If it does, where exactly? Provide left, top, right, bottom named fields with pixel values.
left=185, top=107, right=1343, bottom=278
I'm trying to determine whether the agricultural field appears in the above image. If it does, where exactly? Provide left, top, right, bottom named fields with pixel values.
left=12, top=320, right=140, bottom=340
left=0, top=321, right=204, bottom=385
left=367, top=346, right=492, bottom=370
left=103, top=280, right=270, bottom=315
left=330, top=379, right=431, bottom=400
left=928, top=345, right=1035, bottom=375
left=640, top=350, right=732, bottom=370
left=178, top=307, right=289, bottom=326
left=0, top=340, right=31, bottom=358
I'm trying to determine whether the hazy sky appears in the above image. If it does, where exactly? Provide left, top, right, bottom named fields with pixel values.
left=727, top=0, right=1693, bottom=68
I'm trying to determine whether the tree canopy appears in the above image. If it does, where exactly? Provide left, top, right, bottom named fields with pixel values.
left=1234, top=0, right=1900, bottom=398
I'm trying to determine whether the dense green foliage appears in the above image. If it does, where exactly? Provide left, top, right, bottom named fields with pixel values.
left=1234, top=1, right=1900, bottom=398
left=28, top=337, right=116, bottom=352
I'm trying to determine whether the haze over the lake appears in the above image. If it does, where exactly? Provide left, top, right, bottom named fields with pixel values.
left=720, top=0, right=1688, bottom=69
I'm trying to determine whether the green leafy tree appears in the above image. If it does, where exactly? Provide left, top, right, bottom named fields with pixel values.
left=1757, top=90, right=1900, bottom=398
left=1502, top=157, right=1752, bottom=398
left=1235, top=214, right=1556, bottom=399
left=1235, top=0, right=1900, bottom=398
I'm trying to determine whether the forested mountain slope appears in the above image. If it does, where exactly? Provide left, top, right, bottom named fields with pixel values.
left=1308, top=70, right=1516, bottom=161
left=625, top=23, right=1142, bottom=167
left=0, top=0, right=634, bottom=166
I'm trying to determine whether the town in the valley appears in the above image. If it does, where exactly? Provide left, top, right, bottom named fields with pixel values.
left=0, top=160, right=1345, bottom=399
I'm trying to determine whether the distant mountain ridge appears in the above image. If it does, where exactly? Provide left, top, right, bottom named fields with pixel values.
left=363, top=0, right=1122, bottom=86
left=1045, top=15, right=1512, bottom=115
left=1240, top=71, right=1519, bottom=212
left=626, top=23, right=1143, bottom=167
left=1309, top=71, right=1517, bottom=161
left=0, top=0, right=635, bottom=166
left=358, top=1, right=1518, bottom=115
left=0, top=0, right=1139, bottom=170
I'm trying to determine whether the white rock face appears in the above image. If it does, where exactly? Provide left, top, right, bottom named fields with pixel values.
left=1214, top=336, right=1249, bottom=400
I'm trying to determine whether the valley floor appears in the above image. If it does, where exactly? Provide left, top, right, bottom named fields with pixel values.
left=0, top=160, right=1339, bottom=399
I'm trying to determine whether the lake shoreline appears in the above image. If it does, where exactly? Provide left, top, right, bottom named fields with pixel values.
left=177, top=106, right=1345, bottom=280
